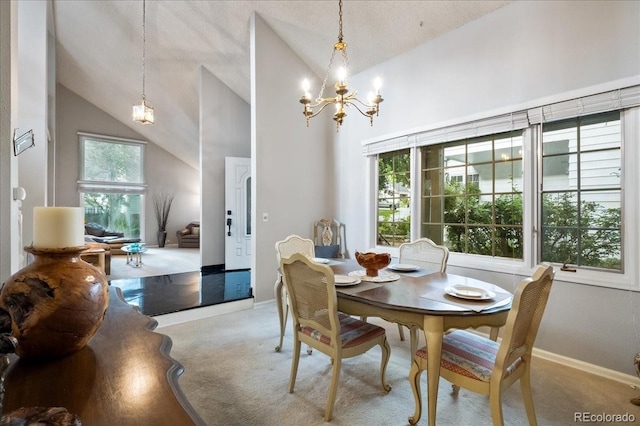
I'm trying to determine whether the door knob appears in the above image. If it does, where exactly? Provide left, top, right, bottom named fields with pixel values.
left=226, top=218, right=232, bottom=236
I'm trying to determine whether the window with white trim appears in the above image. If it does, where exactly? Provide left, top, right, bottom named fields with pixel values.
left=377, top=149, right=411, bottom=247
left=78, top=133, right=146, bottom=239
left=540, top=111, right=621, bottom=271
left=365, top=85, right=640, bottom=289
left=421, top=131, right=524, bottom=258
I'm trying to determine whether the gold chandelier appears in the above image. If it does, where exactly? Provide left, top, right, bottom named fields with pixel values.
left=132, top=0, right=154, bottom=124
left=299, top=0, right=383, bottom=130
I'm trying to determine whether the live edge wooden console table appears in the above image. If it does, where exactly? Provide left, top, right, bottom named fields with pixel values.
left=2, top=287, right=205, bottom=425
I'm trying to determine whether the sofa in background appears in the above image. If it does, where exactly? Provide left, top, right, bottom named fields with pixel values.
left=85, top=223, right=141, bottom=255
left=177, top=222, right=200, bottom=248
left=80, top=242, right=112, bottom=275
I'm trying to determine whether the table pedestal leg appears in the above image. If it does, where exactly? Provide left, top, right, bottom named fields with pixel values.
left=423, top=316, right=444, bottom=426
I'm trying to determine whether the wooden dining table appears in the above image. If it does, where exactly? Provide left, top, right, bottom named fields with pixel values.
left=275, top=258, right=513, bottom=426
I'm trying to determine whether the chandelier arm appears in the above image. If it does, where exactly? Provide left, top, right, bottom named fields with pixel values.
left=306, top=102, right=338, bottom=119
left=344, top=101, right=376, bottom=119
left=309, top=97, right=339, bottom=109
left=348, top=96, right=377, bottom=109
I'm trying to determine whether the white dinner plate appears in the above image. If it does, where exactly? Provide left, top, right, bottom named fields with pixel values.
left=334, top=275, right=361, bottom=286
left=312, top=257, right=330, bottom=264
left=388, top=263, right=419, bottom=272
left=445, top=285, right=496, bottom=300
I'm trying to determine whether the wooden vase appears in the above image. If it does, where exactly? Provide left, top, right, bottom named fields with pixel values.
left=0, top=246, right=109, bottom=359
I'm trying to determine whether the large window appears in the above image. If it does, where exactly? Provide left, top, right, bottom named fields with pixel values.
left=377, top=150, right=411, bottom=247
left=421, top=131, right=523, bottom=258
left=366, top=86, right=639, bottom=290
left=78, top=133, right=146, bottom=239
left=540, top=111, right=621, bottom=271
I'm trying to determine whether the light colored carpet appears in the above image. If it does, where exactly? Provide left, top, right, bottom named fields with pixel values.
left=106, top=245, right=200, bottom=281
left=160, top=303, right=640, bottom=425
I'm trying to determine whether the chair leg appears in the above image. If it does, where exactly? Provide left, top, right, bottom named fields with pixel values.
left=488, top=382, right=505, bottom=426
left=398, top=323, right=406, bottom=341
left=274, top=278, right=287, bottom=352
left=380, top=337, right=392, bottom=392
left=324, top=357, right=342, bottom=422
left=408, top=359, right=423, bottom=425
left=520, top=367, right=538, bottom=426
left=288, top=335, right=301, bottom=393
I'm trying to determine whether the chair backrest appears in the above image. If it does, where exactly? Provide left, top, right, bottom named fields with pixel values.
left=398, top=238, right=449, bottom=272
left=279, top=253, right=339, bottom=343
left=493, top=264, right=554, bottom=378
left=275, top=234, right=315, bottom=264
left=313, top=218, right=345, bottom=258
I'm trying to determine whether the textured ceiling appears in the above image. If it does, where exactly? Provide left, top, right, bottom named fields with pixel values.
left=53, top=0, right=510, bottom=168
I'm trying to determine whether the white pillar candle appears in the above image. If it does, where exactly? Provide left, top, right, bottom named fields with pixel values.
left=33, top=207, right=85, bottom=249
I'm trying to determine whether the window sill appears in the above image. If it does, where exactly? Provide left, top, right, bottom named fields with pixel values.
left=447, top=254, right=638, bottom=292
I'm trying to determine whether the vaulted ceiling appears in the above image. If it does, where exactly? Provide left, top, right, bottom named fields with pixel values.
left=52, top=0, right=510, bottom=168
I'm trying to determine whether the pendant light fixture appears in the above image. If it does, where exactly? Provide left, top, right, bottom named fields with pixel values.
left=132, top=0, right=154, bottom=124
left=299, top=0, right=383, bottom=130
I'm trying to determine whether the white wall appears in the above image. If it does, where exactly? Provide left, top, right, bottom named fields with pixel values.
left=0, top=0, right=17, bottom=282
left=251, top=13, right=334, bottom=302
left=335, top=1, right=640, bottom=376
left=55, top=84, right=199, bottom=244
left=16, top=0, right=48, bottom=253
left=199, top=67, right=251, bottom=267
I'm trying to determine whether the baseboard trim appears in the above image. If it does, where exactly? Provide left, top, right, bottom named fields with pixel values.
left=155, top=298, right=254, bottom=328
left=532, top=346, right=640, bottom=388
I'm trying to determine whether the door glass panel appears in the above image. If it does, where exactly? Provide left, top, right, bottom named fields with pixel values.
left=246, top=177, right=252, bottom=236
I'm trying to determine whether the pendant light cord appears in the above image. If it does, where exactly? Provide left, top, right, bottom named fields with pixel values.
left=142, top=0, right=147, bottom=101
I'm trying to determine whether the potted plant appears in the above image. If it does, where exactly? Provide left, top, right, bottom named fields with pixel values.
left=152, top=189, right=174, bottom=247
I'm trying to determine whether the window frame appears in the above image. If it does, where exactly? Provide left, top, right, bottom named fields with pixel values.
left=77, top=132, right=147, bottom=239
left=366, top=93, right=640, bottom=291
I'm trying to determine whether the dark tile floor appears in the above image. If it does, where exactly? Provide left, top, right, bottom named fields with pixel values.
left=110, top=269, right=252, bottom=316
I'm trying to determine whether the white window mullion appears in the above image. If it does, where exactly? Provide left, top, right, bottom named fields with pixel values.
left=523, top=126, right=538, bottom=270
left=410, top=142, right=420, bottom=241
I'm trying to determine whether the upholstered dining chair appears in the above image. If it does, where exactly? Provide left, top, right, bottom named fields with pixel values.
left=397, top=238, right=449, bottom=355
left=280, top=253, right=391, bottom=421
left=274, top=235, right=315, bottom=353
left=408, top=264, right=555, bottom=426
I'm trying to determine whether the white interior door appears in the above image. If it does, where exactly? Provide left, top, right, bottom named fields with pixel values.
left=224, top=157, right=251, bottom=270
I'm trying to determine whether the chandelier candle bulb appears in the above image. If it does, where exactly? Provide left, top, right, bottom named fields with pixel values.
left=338, top=67, right=347, bottom=85
left=374, top=77, right=382, bottom=94
left=33, top=207, right=85, bottom=249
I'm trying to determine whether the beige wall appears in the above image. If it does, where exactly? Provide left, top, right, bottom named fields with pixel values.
left=55, top=84, right=199, bottom=246
left=200, top=67, right=250, bottom=267
left=250, top=13, right=334, bottom=302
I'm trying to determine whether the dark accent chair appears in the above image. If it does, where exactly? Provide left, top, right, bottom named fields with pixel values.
left=176, top=222, right=200, bottom=248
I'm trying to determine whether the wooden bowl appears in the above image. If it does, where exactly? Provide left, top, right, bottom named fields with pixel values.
left=355, top=251, right=391, bottom=277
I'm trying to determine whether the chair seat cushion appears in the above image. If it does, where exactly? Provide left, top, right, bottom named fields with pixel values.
left=315, top=244, right=340, bottom=259
left=415, top=330, right=521, bottom=382
left=301, top=313, right=385, bottom=349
